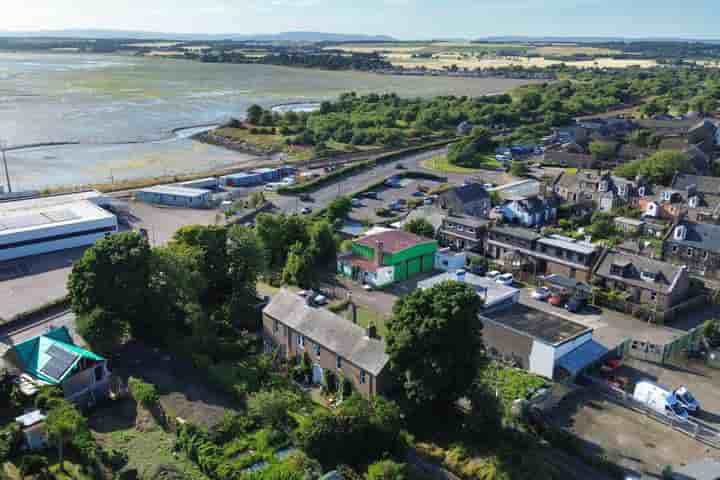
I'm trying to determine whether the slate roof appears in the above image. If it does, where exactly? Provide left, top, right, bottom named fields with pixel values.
left=595, top=251, right=685, bottom=294
left=537, top=237, right=598, bottom=255
left=263, top=290, right=389, bottom=376
left=667, top=222, right=720, bottom=254
left=671, top=173, right=720, bottom=196
left=449, top=183, right=490, bottom=203
left=356, top=230, right=435, bottom=254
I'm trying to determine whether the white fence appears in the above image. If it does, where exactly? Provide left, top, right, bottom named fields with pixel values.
left=582, top=374, right=720, bottom=449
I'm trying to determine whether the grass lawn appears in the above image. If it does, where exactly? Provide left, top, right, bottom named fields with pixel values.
left=211, top=127, right=313, bottom=162
left=336, top=303, right=390, bottom=338
left=96, top=426, right=209, bottom=480
left=422, top=155, right=501, bottom=173
left=564, top=168, right=579, bottom=174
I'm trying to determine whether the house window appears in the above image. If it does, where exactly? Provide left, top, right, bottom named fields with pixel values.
left=273, top=319, right=279, bottom=333
left=704, top=251, right=710, bottom=259
left=650, top=292, right=657, bottom=302
left=297, top=335, right=305, bottom=349
left=315, top=343, right=321, bottom=357
left=337, top=356, right=343, bottom=369
left=672, top=245, right=679, bottom=254
left=360, top=370, right=367, bottom=384
left=687, top=248, right=694, bottom=257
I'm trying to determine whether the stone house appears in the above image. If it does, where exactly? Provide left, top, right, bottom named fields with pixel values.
left=594, top=251, right=690, bottom=311
left=263, top=290, right=390, bottom=397
left=439, top=183, right=492, bottom=218
left=553, top=170, right=649, bottom=213
left=664, top=222, right=720, bottom=281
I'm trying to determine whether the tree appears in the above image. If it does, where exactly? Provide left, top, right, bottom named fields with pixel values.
left=509, top=161, right=528, bottom=177
left=588, top=211, right=617, bottom=239
left=225, top=225, right=266, bottom=318
left=614, top=150, right=692, bottom=185
left=326, top=196, right=352, bottom=222
left=447, top=127, right=497, bottom=168
left=45, top=400, right=86, bottom=468
left=366, top=460, right=407, bottom=480
left=76, top=308, right=126, bottom=355
left=309, top=220, right=338, bottom=267
left=247, top=390, right=295, bottom=429
left=247, top=104, right=263, bottom=125
left=386, top=282, right=482, bottom=408
left=589, top=140, right=615, bottom=162
left=282, top=242, right=315, bottom=288
left=403, top=218, right=435, bottom=239
left=173, top=225, right=229, bottom=308
left=68, top=232, right=151, bottom=327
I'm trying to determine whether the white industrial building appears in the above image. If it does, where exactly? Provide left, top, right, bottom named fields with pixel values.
left=0, top=190, right=118, bottom=262
left=136, top=185, right=212, bottom=208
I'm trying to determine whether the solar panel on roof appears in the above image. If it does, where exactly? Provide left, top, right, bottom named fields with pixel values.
left=40, top=344, right=79, bottom=381
left=47, top=344, right=78, bottom=365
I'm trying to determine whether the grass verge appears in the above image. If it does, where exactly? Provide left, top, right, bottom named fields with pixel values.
left=421, top=155, right=501, bottom=173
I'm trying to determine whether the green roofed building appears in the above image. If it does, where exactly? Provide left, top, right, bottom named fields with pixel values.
left=338, top=230, right=438, bottom=287
left=3, top=327, right=110, bottom=406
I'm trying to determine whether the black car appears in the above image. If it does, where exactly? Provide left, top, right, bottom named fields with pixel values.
left=565, top=296, right=587, bottom=313
left=364, top=191, right=379, bottom=199
left=470, top=265, right=486, bottom=276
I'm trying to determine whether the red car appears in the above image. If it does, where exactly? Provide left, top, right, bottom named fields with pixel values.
left=548, top=295, right=565, bottom=307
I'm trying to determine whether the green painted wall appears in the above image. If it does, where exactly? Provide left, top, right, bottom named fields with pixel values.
left=351, top=243, right=376, bottom=260
left=386, top=241, right=438, bottom=266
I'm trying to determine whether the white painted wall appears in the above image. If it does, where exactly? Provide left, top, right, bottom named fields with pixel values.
left=0, top=230, right=116, bottom=262
left=435, top=251, right=466, bottom=272
left=528, top=341, right=556, bottom=378
left=374, top=267, right=395, bottom=287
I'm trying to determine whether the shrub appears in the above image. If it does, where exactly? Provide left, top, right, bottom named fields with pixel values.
left=34, top=385, right=64, bottom=410
left=322, top=370, right=338, bottom=394
left=0, top=423, right=21, bottom=462
left=128, top=377, right=160, bottom=407
left=366, top=460, right=407, bottom=480
left=19, top=454, right=49, bottom=476
left=247, top=390, right=295, bottom=428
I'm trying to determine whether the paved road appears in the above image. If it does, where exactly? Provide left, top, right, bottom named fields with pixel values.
left=0, top=310, right=77, bottom=355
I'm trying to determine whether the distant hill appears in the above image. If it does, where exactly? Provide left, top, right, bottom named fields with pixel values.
left=479, top=35, right=720, bottom=44
left=0, top=29, right=395, bottom=43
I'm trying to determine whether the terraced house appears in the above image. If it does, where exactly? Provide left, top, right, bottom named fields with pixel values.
left=664, top=222, right=720, bottom=281
left=262, top=290, right=390, bottom=397
left=337, top=230, right=438, bottom=287
left=486, top=225, right=600, bottom=282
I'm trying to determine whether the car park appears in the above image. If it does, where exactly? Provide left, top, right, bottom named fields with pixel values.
left=495, top=273, right=514, bottom=286
left=531, top=287, right=551, bottom=301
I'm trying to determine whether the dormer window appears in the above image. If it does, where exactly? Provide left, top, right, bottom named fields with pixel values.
left=640, top=271, right=657, bottom=283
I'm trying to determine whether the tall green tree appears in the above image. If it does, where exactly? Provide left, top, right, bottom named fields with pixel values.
left=76, top=308, right=126, bottom=355
left=326, top=196, right=352, bottom=222
left=247, top=104, right=263, bottom=125
left=589, top=140, right=616, bottom=162
left=613, top=150, right=692, bottom=185
left=68, top=231, right=151, bottom=325
left=403, top=218, right=435, bottom=239
left=225, top=225, right=266, bottom=318
left=45, top=400, right=86, bottom=469
left=173, top=225, right=229, bottom=308
left=309, top=220, right=338, bottom=267
left=282, top=242, right=316, bottom=288
left=386, top=282, right=482, bottom=408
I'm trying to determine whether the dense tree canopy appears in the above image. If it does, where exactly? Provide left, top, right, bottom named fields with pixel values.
left=446, top=127, right=496, bottom=168
left=386, top=282, right=483, bottom=408
left=613, top=150, right=692, bottom=185
left=403, top=218, right=436, bottom=239
left=589, top=140, right=616, bottom=161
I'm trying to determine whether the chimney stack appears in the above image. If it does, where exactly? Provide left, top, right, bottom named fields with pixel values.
left=375, top=241, right=384, bottom=268
left=366, top=322, right=378, bottom=339
left=348, top=292, right=357, bottom=324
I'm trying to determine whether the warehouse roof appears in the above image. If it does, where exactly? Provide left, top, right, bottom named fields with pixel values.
left=481, top=304, right=591, bottom=346
left=264, top=290, right=389, bottom=376
left=418, top=271, right=519, bottom=309
left=138, top=185, right=210, bottom=198
left=0, top=191, right=115, bottom=239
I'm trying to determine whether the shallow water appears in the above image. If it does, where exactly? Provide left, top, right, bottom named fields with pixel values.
left=0, top=52, right=536, bottom=189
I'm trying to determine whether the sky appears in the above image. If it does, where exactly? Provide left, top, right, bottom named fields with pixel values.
left=1, top=0, right=719, bottom=40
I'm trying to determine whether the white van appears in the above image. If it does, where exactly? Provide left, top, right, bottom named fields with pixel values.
left=633, top=380, right=688, bottom=420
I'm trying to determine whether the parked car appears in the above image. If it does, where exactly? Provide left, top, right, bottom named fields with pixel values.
left=300, top=207, right=312, bottom=214
left=486, top=270, right=501, bottom=280
left=423, top=197, right=434, bottom=205
left=364, top=191, right=379, bottom=199
left=314, top=294, right=328, bottom=306
left=396, top=163, right=406, bottom=170
left=565, top=296, right=587, bottom=313
left=548, top=295, right=565, bottom=307
left=362, top=284, right=373, bottom=292
left=531, top=287, right=551, bottom=301
left=633, top=380, right=689, bottom=420
left=496, top=273, right=514, bottom=286
left=470, top=264, right=486, bottom=276
left=300, top=193, right=313, bottom=202
left=674, top=387, right=700, bottom=415
left=412, top=191, right=425, bottom=197
left=351, top=198, right=363, bottom=207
